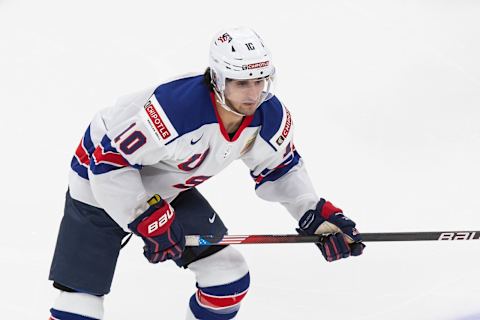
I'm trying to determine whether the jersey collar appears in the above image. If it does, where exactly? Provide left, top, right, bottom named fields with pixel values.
left=209, top=92, right=253, bottom=142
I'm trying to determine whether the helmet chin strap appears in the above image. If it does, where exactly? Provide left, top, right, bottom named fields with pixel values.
left=212, top=88, right=246, bottom=117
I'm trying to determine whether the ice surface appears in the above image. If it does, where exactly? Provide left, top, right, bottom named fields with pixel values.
left=1, top=0, right=479, bottom=319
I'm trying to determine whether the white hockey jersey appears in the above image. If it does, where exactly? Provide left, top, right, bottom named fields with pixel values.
left=69, top=74, right=319, bottom=231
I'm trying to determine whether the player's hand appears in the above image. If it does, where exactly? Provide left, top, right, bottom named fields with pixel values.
left=297, top=198, right=365, bottom=262
left=128, top=194, right=185, bottom=263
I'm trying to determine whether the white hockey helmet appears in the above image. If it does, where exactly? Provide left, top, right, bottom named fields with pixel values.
left=209, top=26, right=275, bottom=115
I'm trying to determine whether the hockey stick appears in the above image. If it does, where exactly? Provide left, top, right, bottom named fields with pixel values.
left=185, top=231, right=480, bottom=246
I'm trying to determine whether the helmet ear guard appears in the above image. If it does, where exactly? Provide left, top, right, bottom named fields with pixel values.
left=208, top=27, right=276, bottom=115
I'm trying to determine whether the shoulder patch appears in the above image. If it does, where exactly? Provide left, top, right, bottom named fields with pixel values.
left=255, top=96, right=294, bottom=151
left=141, top=94, right=179, bottom=144
left=270, top=106, right=292, bottom=148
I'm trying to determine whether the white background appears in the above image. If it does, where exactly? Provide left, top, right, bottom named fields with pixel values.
left=1, top=0, right=479, bottom=319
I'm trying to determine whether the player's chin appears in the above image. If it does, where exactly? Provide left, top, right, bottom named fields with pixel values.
left=240, top=103, right=259, bottom=115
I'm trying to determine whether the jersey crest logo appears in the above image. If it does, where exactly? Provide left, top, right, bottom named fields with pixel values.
left=240, top=131, right=258, bottom=156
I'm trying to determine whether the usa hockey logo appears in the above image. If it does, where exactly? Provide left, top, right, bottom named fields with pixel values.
left=217, top=33, right=232, bottom=43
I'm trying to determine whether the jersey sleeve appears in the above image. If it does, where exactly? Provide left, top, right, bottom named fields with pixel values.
left=242, top=99, right=318, bottom=221
left=87, top=88, right=178, bottom=230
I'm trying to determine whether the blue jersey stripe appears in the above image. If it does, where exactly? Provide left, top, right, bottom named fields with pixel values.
left=70, top=125, right=95, bottom=180
left=71, top=157, right=89, bottom=179
left=90, top=135, right=141, bottom=175
left=253, top=150, right=301, bottom=189
left=83, top=125, right=95, bottom=155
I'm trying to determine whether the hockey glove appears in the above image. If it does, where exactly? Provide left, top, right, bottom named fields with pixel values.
left=297, top=198, right=365, bottom=262
left=128, top=194, right=185, bottom=263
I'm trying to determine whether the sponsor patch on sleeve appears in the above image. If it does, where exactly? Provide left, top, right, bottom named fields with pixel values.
left=270, top=104, right=293, bottom=149
left=141, top=95, right=178, bottom=144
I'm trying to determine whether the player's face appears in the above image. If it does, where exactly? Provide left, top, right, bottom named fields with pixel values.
left=224, top=78, right=266, bottom=116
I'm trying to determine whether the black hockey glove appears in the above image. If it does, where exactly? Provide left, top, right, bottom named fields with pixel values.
left=128, top=195, right=185, bottom=263
left=297, top=198, right=365, bottom=262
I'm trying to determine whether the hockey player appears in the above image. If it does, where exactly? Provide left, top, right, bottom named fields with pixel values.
left=48, top=26, right=365, bottom=320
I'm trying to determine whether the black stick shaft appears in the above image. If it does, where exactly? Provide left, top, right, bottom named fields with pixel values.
left=185, top=231, right=480, bottom=246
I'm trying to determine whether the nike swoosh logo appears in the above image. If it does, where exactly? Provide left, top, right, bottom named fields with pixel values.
left=208, top=212, right=216, bottom=223
left=191, top=134, right=204, bottom=145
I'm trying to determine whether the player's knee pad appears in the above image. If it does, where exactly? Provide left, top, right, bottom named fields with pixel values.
left=187, top=246, right=250, bottom=319
left=50, top=290, right=104, bottom=320
left=188, top=245, right=249, bottom=287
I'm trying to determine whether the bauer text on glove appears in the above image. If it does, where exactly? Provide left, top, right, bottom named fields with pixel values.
left=128, top=194, right=185, bottom=263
